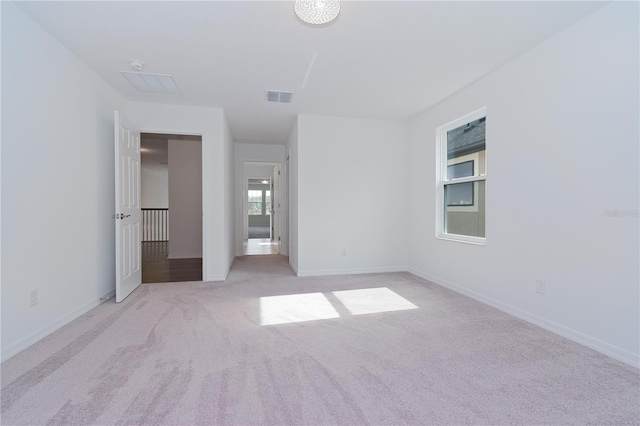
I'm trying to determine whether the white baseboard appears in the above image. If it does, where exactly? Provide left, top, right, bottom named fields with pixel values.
left=167, top=253, right=203, bottom=259
left=290, top=260, right=299, bottom=275
left=223, top=257, right=233, bottom=280
left=0, top=289, right=116, bottom=364
left=296, top=265, right=407, bottom=278
left=202, top=255, right=235, bottom=282
left=205, top=274, right=228, bottom=282
left=408, top=267, right=640, bottom=369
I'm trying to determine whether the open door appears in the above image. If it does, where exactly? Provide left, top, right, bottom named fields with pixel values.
left=272, top=164, right=282, bottom=254
left=114, top=111, right=142, bottom=302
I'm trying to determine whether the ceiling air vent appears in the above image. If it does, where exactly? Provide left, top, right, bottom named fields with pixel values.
left=266, top=90, right=293, bottom=103
left=120, top=72, right=181, bottom=94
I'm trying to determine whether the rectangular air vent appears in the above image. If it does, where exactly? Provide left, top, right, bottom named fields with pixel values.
left=120, top=72, right=181, bottom=94
left=266, top=90, right=293, bottom=103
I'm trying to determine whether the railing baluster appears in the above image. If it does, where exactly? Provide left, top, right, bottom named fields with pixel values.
left=141, top=208, right=169, bottom=242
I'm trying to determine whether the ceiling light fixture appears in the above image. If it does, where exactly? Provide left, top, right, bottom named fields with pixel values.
left=262, top=180, right=269, bottom=184
left=294, top=0, right=340, bottom=25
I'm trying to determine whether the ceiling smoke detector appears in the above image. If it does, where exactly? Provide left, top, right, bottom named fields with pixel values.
left=129, top=60, right=144, bottom=72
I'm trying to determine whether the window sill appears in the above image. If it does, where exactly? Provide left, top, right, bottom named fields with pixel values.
left=436, top=234, right=486, bottom=246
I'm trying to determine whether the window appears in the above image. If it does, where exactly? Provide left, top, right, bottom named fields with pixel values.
left=248, top=187, right=272, bottom=216
left=248, top=190, right=262, bottom=215
left=436, top=108, right=486, bottom=244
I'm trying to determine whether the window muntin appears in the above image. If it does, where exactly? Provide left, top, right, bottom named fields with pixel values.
left=447, top=160, right=474, bottom=206
left=436, top=108, right=486, bottom=244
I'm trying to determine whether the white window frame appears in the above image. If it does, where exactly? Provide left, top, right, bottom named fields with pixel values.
left=435, top=107, right=487, bottom=245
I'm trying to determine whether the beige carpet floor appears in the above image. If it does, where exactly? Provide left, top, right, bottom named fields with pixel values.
left=1, top=255, right=638, bottom=425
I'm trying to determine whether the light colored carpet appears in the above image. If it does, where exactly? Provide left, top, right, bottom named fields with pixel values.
left=2, top=255, right=638, bottom=425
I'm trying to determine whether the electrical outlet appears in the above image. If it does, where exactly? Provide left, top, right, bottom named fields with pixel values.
left=536, top=279, right=546, bottom=295
left=341, top=248, right=347, bottom=256
left=30, top=289, right=38, bottom=307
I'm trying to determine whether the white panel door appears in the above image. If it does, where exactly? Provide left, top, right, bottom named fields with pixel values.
left=114, top=110, right=142, bottom=303
left=273, top=164, right=282, bottom=254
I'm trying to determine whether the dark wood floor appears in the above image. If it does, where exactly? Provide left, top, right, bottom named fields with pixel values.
left=142, top=241, right=203, bottom=283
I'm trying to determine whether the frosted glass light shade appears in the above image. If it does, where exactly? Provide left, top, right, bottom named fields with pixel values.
left=294, top=0, right=340, bottom=25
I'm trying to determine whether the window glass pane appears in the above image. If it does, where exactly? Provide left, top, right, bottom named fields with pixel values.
left=248, top=190, right=262, bottom=215
left=446, top=181, right=473, bottom=206
left=447, top=117, right=486, bottom=178
left=444, top=181, right=485, bottom=237
left=248, top=202, right=262, bottom=215
left=248, top=190, right=262, bottom=203
left=448, top=160, right=473, bottom=179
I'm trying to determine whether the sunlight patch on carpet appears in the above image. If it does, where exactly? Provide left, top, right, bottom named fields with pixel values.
left=260, top=292, right=340, bottom=325
left=333, top=287, right=418, bottom=315
left=259, top=287, right=418, bottom=325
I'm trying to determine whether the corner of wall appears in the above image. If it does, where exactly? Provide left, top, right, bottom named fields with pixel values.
left=408, top=267, right=640, bottom=369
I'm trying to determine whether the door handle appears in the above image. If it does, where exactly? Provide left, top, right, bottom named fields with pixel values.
left=111, top=214, right=131, bottom=219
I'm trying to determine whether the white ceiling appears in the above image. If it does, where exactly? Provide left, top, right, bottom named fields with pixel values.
left=16, top=1, right=607, bottom=145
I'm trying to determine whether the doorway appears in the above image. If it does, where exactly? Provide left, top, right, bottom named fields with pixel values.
left=245, top=177, right=277, bottom=255
left=140, top=133, right=203, bottom=282
left=243, top=162, right=282, bottom=256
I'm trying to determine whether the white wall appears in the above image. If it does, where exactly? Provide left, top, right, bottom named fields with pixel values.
left=141, top=163, right=168, bottom=208
left=1, top=2, right=126, bottom=361
left=296, top=115, right=409, bottom=276
left=127, top=102, right=233, bottom=280
left=286, top=121, right=299, bottom=272
left=222, top=113, right=235, bottom=270
left=168, top=139, right=202, bottom=258
left=234, top=143, right=285, bottom=255
left=408, top=2, right=639, bottom=367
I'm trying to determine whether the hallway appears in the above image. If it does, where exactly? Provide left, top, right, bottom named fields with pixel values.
left=243, top=238, right=279, bottom=255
